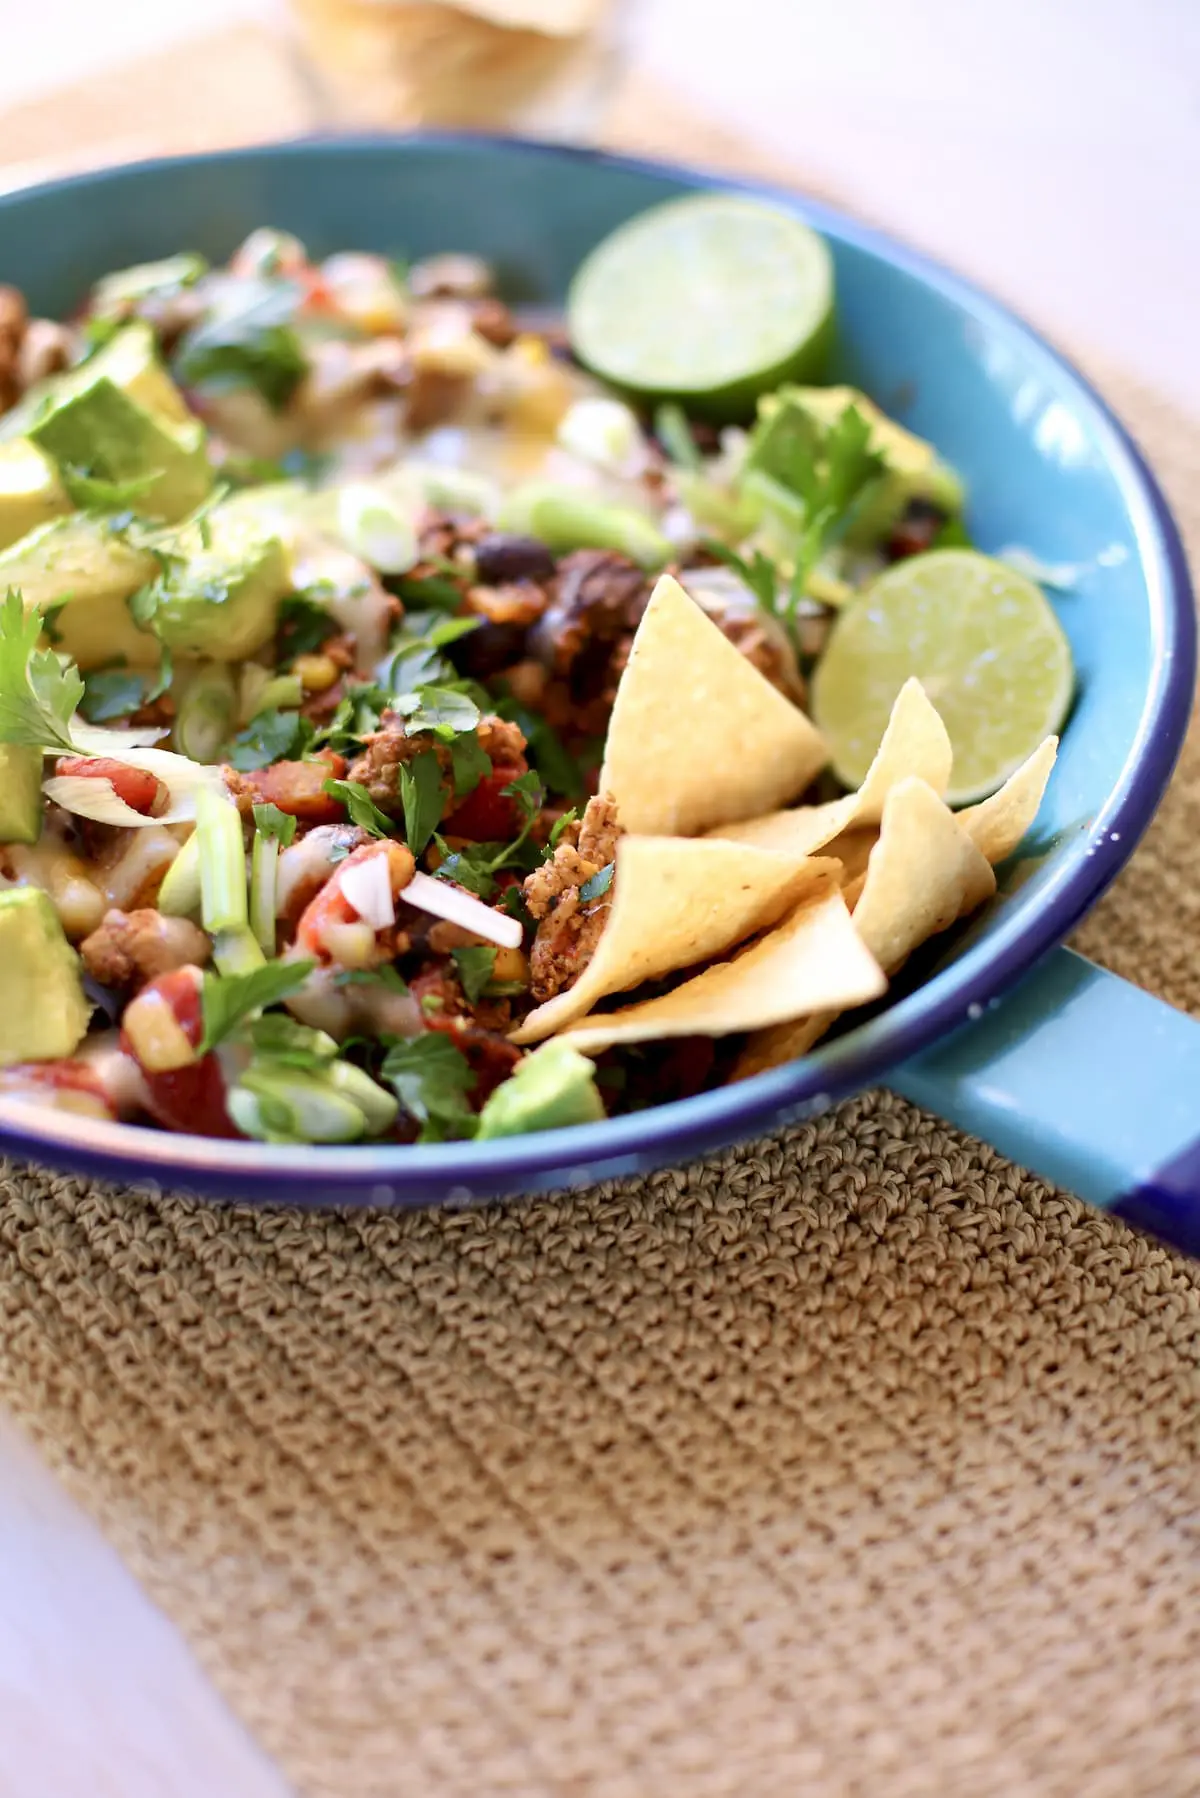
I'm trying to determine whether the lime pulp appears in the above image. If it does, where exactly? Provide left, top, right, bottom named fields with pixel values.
left=811, top=549, right=1074, bottom=805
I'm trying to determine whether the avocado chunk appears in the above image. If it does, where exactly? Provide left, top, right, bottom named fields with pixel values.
left=0, top=888, right=91, bottom=1065
left=0, top=746, right=45, bottom=846
left=0, top=513, right=161, bottom=670
left=744, top=384, right=964, bottom=546
left=27, top=323, right=211, bottom=523
left=476, top=1040, right=605, bottom=1140
left=0, top=439, right=71, bottom=552
left=144, top=508, right=291, bottom=661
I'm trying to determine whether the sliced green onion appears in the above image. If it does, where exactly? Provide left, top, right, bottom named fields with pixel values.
left=157, top=832, right=202, bottom=919
left=212, top=927, right=266, bottom=977
left=326, top=1060, right=399, bottom=1137
left=232, top=1067, right=367, bottom=1143
left=173, top=663, right=237, bottom=764
left=496, top=482, right=672, bottom=569
left=255, top=674, right=304, bottom=714
left=249, top=830, right=280, bottom=955
left=195, top=786, right=249, bottom=935
left=337, top=482, right=419, bottom=573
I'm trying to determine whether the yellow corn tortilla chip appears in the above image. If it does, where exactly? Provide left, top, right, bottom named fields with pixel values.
left=957, top=737, right=1058, bottom=865
left=708, top=677, right=952, bottom=858
left=511, top=835, right=832, bottom=1045
left=448, top=0, right=605, bottom=33
left=599, top=573, right=827, bottom=836
left=734, top=777, right=995, bottom=1079
left=559, top=876, right=885, bottom=1056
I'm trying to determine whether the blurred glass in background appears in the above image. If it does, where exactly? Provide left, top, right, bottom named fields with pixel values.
left=288, top=0, right=627, bottom=134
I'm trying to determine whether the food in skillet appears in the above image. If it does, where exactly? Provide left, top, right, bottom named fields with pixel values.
left=0, top=198, right=1070, bottom=1145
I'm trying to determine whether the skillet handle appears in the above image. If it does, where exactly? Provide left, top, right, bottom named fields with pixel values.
left=891, top=946, right=1200, bottom=1256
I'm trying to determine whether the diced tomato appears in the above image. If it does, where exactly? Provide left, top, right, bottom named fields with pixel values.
left=410, top=970, right=521, bottom=1102
left=441, top=762, right=527, bottom=841
left=120, top=967, right=239, bottom=1139
left=299, top=269, right=336, bottom=315
left=56, top=756, right=165, bottom=816
left=247, top=751, right=348, bottom=824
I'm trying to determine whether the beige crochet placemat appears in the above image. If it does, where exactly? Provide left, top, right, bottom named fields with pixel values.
left=0, top=28, right=1198, bottom=1798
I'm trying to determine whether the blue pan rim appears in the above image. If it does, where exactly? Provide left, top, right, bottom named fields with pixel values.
left=0, top=131, right=1192, bottom=1204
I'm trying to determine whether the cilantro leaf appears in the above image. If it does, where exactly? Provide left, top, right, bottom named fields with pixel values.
left=579, top=862, right=614, bottom=903
left=174, top=276, right=308, bottom=412
left=496, top=701, right=588, bottom=801
left=0, top=588, right=83, bottom=752
left=548, top=808, right=579, bottom=851
left=252, top=802, right=298, bottom=846
left=448, top=730, right=491, bottom=800
left=278, top=593, right=338, bottom=661
left=433, top=842, right=499, bottom=898
left=399, top=750, right=445, bottom=856
left=391, top=572, right=465, bottom=613
left=703, top=542, right=780, bottom=614
left=380, top=1034, right=477, bottom=1143
left=226, top=709, right=311, bottom=771
left=198, top=957, right=316, bottom=1055
left=452, top=946, right=497, bottom=1004
left=333, top=965, right=409, bottom=994
left=62, top=466, right=161, bottom=513
left=393, top=684, right=481, bottom=737
left=80, top=664, right=147, bottom=724
left=323, top=777, right=395, bottom=838
left=502, top=769, right=543, bottom=824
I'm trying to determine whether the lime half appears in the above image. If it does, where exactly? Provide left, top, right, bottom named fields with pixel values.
left=812, top=549, right=1074, bottom=804
left=568, top=194, right=835, bottom=420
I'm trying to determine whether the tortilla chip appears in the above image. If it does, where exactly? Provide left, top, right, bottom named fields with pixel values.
left=559, top=878, right=885, bottom=1056
left=599, top=573, right=827, bottom=836
left=734, top=777, right=995, bottom=1079
left=511, top=835, right=832, bottom=1045
left=957, top=737, right=1058, bottom=864
left=708, top=678, right=952, bottom=858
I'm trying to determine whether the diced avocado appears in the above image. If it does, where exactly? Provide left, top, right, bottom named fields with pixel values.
left=0, top=513, right=161, bottom=670
left=0, top=440, right=71, bottom=552
left=0, top=888, right=91, bottom=1065
left=63, top=321, right=192, bottom=427
left=0, top=746, right=44, bottom=845
left=476, top=1040, right=605, bottom=1140
left=30, top=381, right=211, bottom=525
left=147, top=509, right=291, bottom=661
left=745, top=384, right=965, bottom=546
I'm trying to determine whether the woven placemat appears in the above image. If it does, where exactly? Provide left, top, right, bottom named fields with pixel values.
left=0, top=33, right=1198, bottom=1798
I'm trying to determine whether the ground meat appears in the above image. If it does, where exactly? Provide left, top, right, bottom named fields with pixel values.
left=80, top=908, right=211, bottom=991
left=416, top=509, right=491, bottom=569
left=526, top=550, right=652, bottom=738
left=347, top=710, right=527, bottom=823
left=0, top=285, right=28, bottom=412
left=524, top=792, right=621, bottom=1003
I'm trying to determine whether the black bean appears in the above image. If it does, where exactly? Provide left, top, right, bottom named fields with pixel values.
left=449, top=619, right=530, bottom=680
left=473, top=533, right=557, bottom=585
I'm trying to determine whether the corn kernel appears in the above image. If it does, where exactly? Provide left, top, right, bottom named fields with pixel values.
left=293, top=653, right=340, bottom=694
left=491, top=946, right=529, bottom=986
left=511, top=334, right=550, bottom=366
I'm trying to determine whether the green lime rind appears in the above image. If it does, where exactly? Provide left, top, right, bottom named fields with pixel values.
left=811, top=549, right=1075, bottom=805
left=568, top=193, right=835, bottom=421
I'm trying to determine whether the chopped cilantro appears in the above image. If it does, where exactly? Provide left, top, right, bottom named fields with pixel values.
left=499, top=885, right=533, bottom=929
left=391, top=572, right=464, bottom=613
left=579, top=862, right=614, bottom=903
left=448, top=730, right=491, bottom=800
left=380, top=1034, right=477, bottom=1143
left=61, top=466, right=160, bottom=513
left=495, top=699, right=588, bottom=800
left=432, top=841, right=499, bottom=898
left=452, top=946, right=497, bottom=1004
left=393, top=684, right=480, bottom=737
left=226, top=708, right=311, bottom=771
left=398, top=750, right=445, bottom=856
left=80, top=664, right=148, bottom=724
left=548, top=808, right=579, bottom=851
left=0, top=587, right=83, bottom=753
left=323, top=777, right=395, bottom=838
left=198, top=957, right=316, bottom=1056
left=174, top=276, right=309, bottom=412
left=502, top=769, right=543, bottom=824
left=252, top=802, right=298, bottom=846
left=278, top=593, right=338, bottom=661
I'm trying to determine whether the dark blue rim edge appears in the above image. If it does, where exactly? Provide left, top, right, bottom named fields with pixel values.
left=0, top=131, right=1193, bottom=1205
